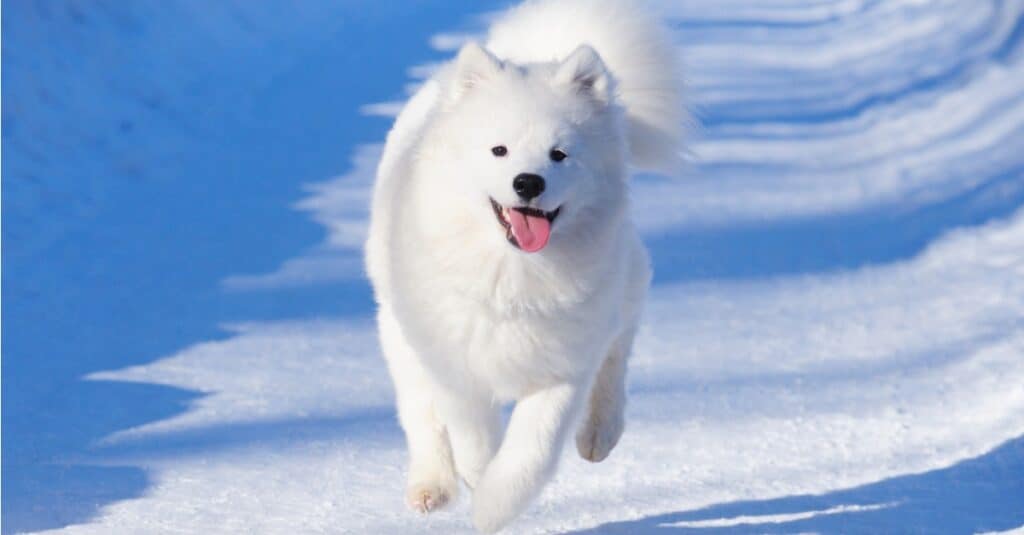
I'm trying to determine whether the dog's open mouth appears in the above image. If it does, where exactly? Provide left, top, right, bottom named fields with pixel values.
left=490, top=198, right=561, bottom=253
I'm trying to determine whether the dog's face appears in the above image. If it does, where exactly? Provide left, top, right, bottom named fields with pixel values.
left=427, top=43, right=626, bottom=254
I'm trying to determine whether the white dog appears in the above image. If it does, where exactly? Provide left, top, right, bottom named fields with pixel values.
left=365, top=0, right=684, bottom=530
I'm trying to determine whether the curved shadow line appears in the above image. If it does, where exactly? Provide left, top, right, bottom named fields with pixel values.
left=647, top=165, right=1024, bottom=285
left=567, top=434, right=1024, bottom=534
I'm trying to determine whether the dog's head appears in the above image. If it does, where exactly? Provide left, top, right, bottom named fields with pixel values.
left=425, top=42, right=627, bottom=254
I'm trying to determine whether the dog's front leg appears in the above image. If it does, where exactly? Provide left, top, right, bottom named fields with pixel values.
left=471, top=382, right=587, bottom=532
left=434, top=390, right=502, bottom=489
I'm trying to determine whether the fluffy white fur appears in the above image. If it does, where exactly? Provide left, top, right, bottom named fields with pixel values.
left=365, top=0, right=684, bottom=531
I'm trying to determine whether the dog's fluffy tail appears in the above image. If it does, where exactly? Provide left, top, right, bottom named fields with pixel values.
left=486, top=0, right=686, bottom=174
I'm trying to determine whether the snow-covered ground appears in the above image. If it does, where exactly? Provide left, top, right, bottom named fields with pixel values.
left=4, top=1, right=1023, bottom=533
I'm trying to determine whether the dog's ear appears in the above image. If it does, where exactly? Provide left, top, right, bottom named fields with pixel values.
left=553, top=45, right=614, bottom=105
left=448, top=42, right=503, bottom=102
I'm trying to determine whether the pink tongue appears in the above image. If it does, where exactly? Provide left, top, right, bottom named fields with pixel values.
left=506, top=209, right=551, bottom=253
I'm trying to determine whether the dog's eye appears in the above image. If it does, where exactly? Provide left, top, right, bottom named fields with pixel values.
left=549, top=148, right=567, bottom=162
left=491, top=145, right=508, bottom=157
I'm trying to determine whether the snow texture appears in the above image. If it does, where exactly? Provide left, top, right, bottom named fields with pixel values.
left=3, top=0, right=1023, bottom=533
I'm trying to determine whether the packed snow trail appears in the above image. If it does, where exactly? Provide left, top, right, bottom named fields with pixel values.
left=4, top=1, right=1023, bottom=533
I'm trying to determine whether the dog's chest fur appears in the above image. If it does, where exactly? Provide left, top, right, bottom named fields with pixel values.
left=387, top=193, right=637, bottom=399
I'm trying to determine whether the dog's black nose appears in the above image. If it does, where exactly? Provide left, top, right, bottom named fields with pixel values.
left=513, top=173, right=545, bottom=200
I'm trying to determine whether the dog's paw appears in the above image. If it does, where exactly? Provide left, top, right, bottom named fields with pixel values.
left=472, top=508, right=509, bottom=534
left=406, top=480, right=455, bottom=514
left=575, top=411, right=624, bottom=463
left=470, top=469, right=521, bottom=533
left=471, top=487, right=513, bottom=533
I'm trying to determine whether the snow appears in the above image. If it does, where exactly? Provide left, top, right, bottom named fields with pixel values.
left=3, top=1, right=1023, bottom=534
left=658, top=502, right=900, bottom=529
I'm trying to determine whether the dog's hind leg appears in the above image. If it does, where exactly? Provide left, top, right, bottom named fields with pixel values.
left=575, top=327, right=634, bottom=462
left=378, top=307, right=459, bottom=513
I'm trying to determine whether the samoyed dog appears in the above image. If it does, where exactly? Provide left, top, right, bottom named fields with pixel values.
left=365, top=0, right=684, bottom=530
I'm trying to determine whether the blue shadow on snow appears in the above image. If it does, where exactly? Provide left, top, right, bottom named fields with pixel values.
left=647, top=166, right=1024, bottom=285
left=570, top=434, right=1024, bottom=534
